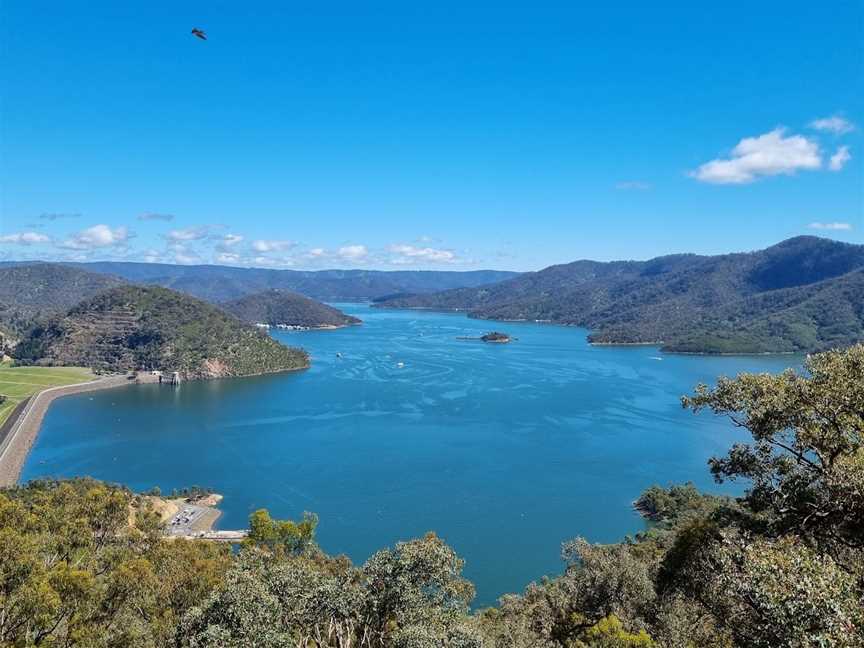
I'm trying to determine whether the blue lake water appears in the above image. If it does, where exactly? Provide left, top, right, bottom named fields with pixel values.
left=21, top=304, right=800, bottom=606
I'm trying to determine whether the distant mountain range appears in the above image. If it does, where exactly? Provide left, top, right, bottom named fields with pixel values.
left=4, top=236, right=863, bottom=355
left=223, top=290, right=361, bottom=328
left=60, top=262, right=520, bottom=303
left=374, top=237, right=864, bottom=354
left=15, top=285, right=309, bottom=379
left=0, top=261, right=510, bottom=340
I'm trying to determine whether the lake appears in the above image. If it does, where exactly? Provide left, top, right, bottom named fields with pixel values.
left=21, top=304, right=800, bottom=606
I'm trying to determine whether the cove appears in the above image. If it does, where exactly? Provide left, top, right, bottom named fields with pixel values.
left=21, top=304, right=800, bottom=606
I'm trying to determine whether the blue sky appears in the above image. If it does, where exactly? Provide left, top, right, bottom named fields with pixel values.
left=1, top=1, right=862, bottom=271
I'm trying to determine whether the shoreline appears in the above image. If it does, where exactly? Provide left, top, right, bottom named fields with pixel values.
left=258, top=321, right=362, bottom=331
left=661, top=349, right=800, bottom=357
left=0, top=364, right=310, bottom=488
left=0, top=375, right=135, bottom=487
left=376, top=306, right=808, bottom=357
left=141, top=493, right=241, bottom=541
left=589, top=341, right=662, bottom=347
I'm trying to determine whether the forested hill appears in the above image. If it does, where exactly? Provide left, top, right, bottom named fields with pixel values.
left=635, top=268, right=864, bottom=353
left=0, top=264, right=125, bottom=337
left=14, top=285, right=309, bottom=379
left=66, top=262, right=519, bottom=302
left=223, top=290, right=361, bottom=328
left=375, top=236, right=864, bottom=353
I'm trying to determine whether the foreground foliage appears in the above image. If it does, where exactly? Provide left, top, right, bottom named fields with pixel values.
left=2, top=344, right=863, bottom=646
left=0, top=479, right=231, bottom=647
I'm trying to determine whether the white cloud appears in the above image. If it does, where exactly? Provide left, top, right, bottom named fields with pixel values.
left=808, top=222, right=853, bottom=231
left=221, top=234, right=244, bottom=246
left=388, top=244, right=457, bottom=264
left=809, top=115, right=856, bottom=135
left=337, top=244, right=368, bottom=261
left=215, top=233, right=244, bottom=252
left=829, top=145, right=851, bottom=171
left=216, top=252, right=241, bottom=263
left=59, top=224, right=130, bottom=249
left=167, top=226, right=210, bottom=241
left=251, top=239, right=295, bottom=253
left=307, top=247, right=326, bottom=258
left=138, top=212, right=175, bottom=221
left=174, top=250, right=202, bottom=264
left=250, top=256, right=295, bottom=267
left=689, top=128, right=821, bottom=184
left=0, top=231, right=51, bottom=245
left=615, top=181, right=652, bottom=190
left=141, top=249, right=163, bottom=263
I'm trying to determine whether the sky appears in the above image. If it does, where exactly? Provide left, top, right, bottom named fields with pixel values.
left=1, top=1, right=862, bottom=271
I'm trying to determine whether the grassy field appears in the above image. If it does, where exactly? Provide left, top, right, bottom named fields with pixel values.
left=0, top=365, right=94, bottom=426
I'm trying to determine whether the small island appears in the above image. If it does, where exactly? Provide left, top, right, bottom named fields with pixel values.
left=481, top=331, right=512, bottom=343
left=456, top=331, right=514, bottom=343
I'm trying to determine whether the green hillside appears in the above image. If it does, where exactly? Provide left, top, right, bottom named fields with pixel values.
left=14, top=285, right=309, bottom=379
left=223, top=290, right=361, bottom=328
left=0, top=263, right=126, bottom=337
left=662, top=269, right=864, bottom=353
left=377, top=237, right=864, bottom=353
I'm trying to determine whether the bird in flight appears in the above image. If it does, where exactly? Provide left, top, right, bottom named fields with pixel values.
left=191, top=28, right=207, bottom=40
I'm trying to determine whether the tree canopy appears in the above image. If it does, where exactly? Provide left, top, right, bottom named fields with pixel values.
left=3, top=345, right=864, bottom=646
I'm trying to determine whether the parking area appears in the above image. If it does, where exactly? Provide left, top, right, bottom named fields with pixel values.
left=164, top=503, right=209, bottom=536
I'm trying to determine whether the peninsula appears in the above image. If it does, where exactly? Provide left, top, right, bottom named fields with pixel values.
left=222, top=289, right=361, bottom=330
left=13, top=285, right=309, bottom=380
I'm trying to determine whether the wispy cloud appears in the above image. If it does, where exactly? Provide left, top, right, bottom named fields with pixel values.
left=388, top=244, right=457, bottom=264
left=0, top=231, right=51, bottom=245
left=166, top=242, right=202, bottom=264
left=142, top=249, right=163, bottom=263
left=690, top=128, right=821, bottom=184
left=39, top=212, right=81, bottom=221
left=216, top=252, right=241, bottom=264
left=138, top=212, right=175, bottom=222
left=809, top=115, right=856, bottom=135
left=829, top=145, right=851, bottom=171
left=221, top=234, right=244, bottom=246
left=251, top=239, right=295, bottom=253
left=808, top=222, right=853, bottom=231
left=214, top=234, right=244, bottom=252
left=337, top=244, right=368, bottom=261
left=174, top=251, right=202, bottom=264
left=59, top=225, right=131, bottom=250
left=166, top=226, right=211, bottom=241
left=250, top=256, right=295, bottom=267
left=615, top=181, right=652, bottom=190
